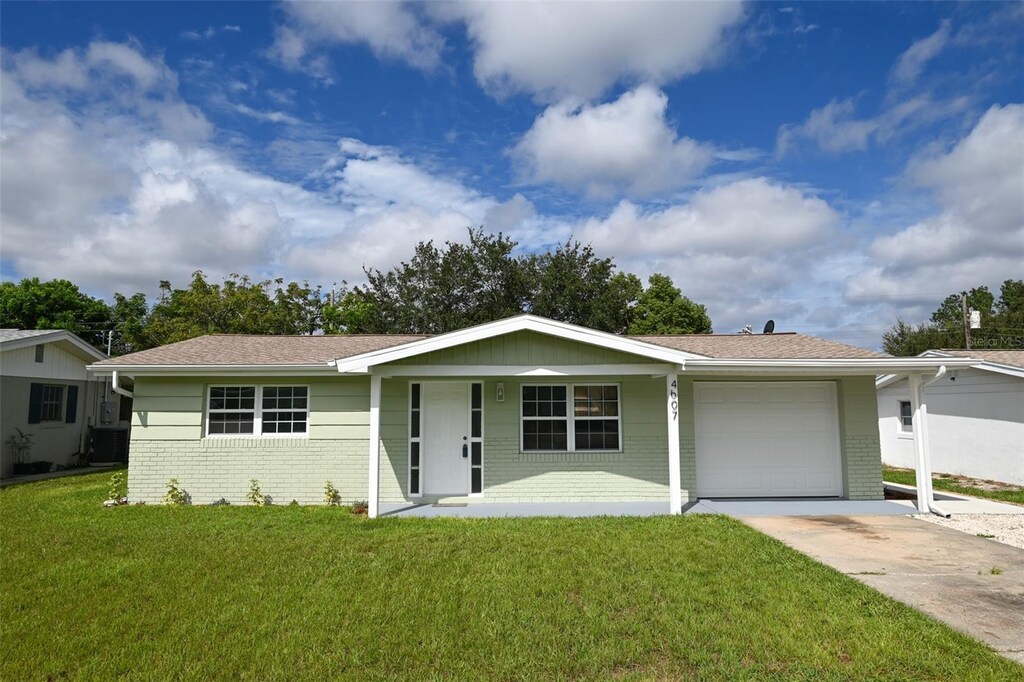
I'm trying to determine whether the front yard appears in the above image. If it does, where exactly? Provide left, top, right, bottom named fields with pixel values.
left=883, top=465, right=1024, bottom=506
left=1, top=472, right=1019, bottom=680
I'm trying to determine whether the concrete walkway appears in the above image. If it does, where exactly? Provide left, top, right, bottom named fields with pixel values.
left=746, top=514, right=1024, bottom=664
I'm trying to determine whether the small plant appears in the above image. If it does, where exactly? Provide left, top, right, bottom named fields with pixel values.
left=990, top=566, right=1003, bottom=575
left=210, top=498, right=231, bottom=506
left=7, top=428, right=35, bottom=474
left=247, top=479, right=268, bottom=506
left=351, top=500, right=368, bottom=516
left=976, top=533, right=996, bottom=539
left=107, top=471, right=127, bottom=503
left=162, top=478, right=191, bottom=506
left=324, top=480, right=341, bottom=506
left=288, top=499, right=300, bottom=507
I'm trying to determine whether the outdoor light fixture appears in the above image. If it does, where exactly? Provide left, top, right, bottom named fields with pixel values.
left=496, top=382, right=505, bottom=402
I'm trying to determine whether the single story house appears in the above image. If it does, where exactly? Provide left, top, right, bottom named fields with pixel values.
left=1, top=329, right=122, bottom=477
left=88, top=315, right=971, bottom=516
left=877, top=349, right=1024, bottom=486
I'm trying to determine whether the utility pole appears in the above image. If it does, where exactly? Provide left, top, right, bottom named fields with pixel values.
left=961, top=291, right=972, bottom=350
left=107, top=330, right=114, bottom=356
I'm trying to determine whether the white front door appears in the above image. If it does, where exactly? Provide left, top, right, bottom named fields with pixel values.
left=422, top=382, right=470, bottom=495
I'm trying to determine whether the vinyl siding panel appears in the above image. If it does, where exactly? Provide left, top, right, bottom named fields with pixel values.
left=388, top=330, right=651, bottom=366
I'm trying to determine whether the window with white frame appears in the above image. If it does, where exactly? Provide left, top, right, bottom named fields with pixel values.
left=521, top=384, right=621, bottom=452
left=207, top=386, right=308, bottom=436
left=899, top=401, right=913, bottom=433
left=40, top=384, right=64, bottom=422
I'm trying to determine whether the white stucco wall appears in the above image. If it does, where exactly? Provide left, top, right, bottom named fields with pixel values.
left=877, top=368, right=1024, bottom=485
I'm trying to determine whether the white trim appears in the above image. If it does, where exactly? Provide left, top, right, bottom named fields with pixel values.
left=332, top=315, right=706, bottom=373
left=90, top=365, right=332, bottom=377
left=897, top=399, right=913, bottom=436
left=203, top=383, right=310, bottom=438
left=376, top=363, right=675, bottom=377
left=877, top=351, right=1020, bottom=388
left=469, top=381, right=484, bottom=496
left=687, top=357, right=977, bottom=374
left=666, top=373, right=681, bottom=515
left=519, top=382, right=623, bottom=454
left=368, top=374, right=381, bottom=519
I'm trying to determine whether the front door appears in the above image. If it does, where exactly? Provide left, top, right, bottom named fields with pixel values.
left=422, top=382, right=470, bottom=495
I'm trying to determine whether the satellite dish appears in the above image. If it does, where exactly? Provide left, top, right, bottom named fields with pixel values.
left=763, top=320, right=775, bottom=334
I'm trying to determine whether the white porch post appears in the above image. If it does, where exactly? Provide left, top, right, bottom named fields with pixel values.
left=368, top=373, right=382, bottom=519
left=666, top=373, right=682, bottom=515
left=908, top=373, right=930, bottom=513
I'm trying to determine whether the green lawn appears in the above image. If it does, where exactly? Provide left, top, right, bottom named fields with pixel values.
left=883, top=465, right=1024, bottom=506
left=2, top=472, right=1019, bottom=680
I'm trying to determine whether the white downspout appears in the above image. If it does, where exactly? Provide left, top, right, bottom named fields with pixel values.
left=111, top=370, right=134, bottom=399
left=910, top=366, right=950, bottom=518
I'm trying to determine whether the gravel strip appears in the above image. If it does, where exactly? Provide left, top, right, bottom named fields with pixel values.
left=914, top=513, right=1024, bottom=550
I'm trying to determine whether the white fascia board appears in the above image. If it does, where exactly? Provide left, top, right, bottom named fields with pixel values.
left=684, top=357, right=978, bottom=376
left=375, top=363, right=678, bottom=378
left=88, top=364, right=334, bottom=377
left=332, top=314, right=703, bottom=373
left=918, top=350, right=1024, bottom=379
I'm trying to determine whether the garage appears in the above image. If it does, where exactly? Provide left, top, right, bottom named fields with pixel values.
left=694, top=381, right=843, bottom=497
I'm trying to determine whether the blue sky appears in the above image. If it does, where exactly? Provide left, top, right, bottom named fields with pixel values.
left=1, top=1, right=1021, bottom=347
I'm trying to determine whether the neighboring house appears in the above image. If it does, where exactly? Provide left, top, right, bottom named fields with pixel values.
left=88, top=315, right=967, bottom=516
left=0, top=329, right=121, bottom=477
left=877, top=350, right=1024, bottom=486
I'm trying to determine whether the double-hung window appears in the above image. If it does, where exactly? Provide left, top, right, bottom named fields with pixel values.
left=521, top=384, right=621, bottom=452
left=207, top=386, right=308, bottom=436
left=899, top=401, right=913, bottom=433
left=40, top=385, right=65, bottom=422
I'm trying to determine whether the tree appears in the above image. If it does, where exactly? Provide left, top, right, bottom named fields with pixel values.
left=881, top=279, right=1024, bottom=355
left=628, top=274, right=712, bottom=335
left=336, top=229, right=534, bottom=333
left=138, top=272, right=325, bottom=348
left=0, top=278, right=112, bottom=350
left=529, top=240, right=643, bottom=333
left=110, top=292, right=149, bottom=355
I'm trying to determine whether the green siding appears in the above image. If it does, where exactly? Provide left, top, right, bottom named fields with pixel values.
left=388, top=331, right=651, bottom=367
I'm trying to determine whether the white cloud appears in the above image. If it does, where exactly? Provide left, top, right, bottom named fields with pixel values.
left=776, top=94, right=971, bottom=156
left=510, top=85, right=715, bottom=198
left=271, top=1, right=744, bottom=100
left=847, top=104, right=1024, bottom=302
left=233, top=103, right=302, bottom=126
left=271, top=1, right=444, bottom=78
left=573, top=177, right=842, bottom=330
left=890, top=20, right=951, bottom=86
left=438, top=1, right=745, bottom=101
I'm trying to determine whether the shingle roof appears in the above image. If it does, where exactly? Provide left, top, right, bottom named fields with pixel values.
left=93, top=330, right=882, bottom=367
left=932, top=349, right=1024, bottom=370
left=0, top=329, right=62, bottom=343
left=631, top=333, right=886, bottom=359
left=94, top=334, right=427, bottom=366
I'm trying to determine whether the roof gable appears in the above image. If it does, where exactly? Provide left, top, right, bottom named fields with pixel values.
left=0, top=329, right=107, bottom=363
left=330, top=315, right=703, bottom=373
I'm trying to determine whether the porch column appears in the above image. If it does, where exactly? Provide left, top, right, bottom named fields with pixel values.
left=666, top=373, right=682, bottom=515
left=908, top=373, right=931, bottom=513
left=368, top=373, right=382, bottom=519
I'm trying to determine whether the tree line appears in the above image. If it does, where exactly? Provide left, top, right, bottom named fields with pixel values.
left=0, top=230, right=712, bottom=355
left=881, top=280, right=1024, bottom=356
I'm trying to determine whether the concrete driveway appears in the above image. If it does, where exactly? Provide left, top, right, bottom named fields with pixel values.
left=745, top=515, right=1024, bottom=664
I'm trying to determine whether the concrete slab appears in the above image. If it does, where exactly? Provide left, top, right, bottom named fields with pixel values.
left=687, top=499, right=912, bottom=516
left=379, top=501, right=670, bottom=518
left=746, top=514, right=1024, bottom=664
left=888, top=498, right=1024, bottom=515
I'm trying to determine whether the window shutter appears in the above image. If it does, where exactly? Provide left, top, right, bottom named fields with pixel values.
left=28, top=383, right=43, bottom=424
left=65, top=385, right=79, bottom=424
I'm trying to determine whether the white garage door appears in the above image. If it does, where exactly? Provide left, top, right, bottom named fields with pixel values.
left=694, top=381, right=843, bottom=497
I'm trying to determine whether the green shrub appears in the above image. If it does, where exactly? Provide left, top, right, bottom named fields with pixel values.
left=107, top=471, right=127, bottom=502
left=162, top=479, right=190, bottom=506
left=247, top=479, right=269, bottom=506
left=351, top=500, right=368, bottom=516
left=324, top=481, right=341, bottom=506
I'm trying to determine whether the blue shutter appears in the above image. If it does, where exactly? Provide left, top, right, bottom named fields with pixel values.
left=65, top=385, right=79, bottom=424
left=28, top=383, right=43, bottom=424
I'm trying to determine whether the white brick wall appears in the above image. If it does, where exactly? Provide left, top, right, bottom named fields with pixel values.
left=129, top=438, right=369, bottom=505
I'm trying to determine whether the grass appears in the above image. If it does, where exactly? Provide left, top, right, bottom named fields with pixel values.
left=2, top=473, right=1020, bottom=680
left=883, top=465, right=1024, bottom=506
